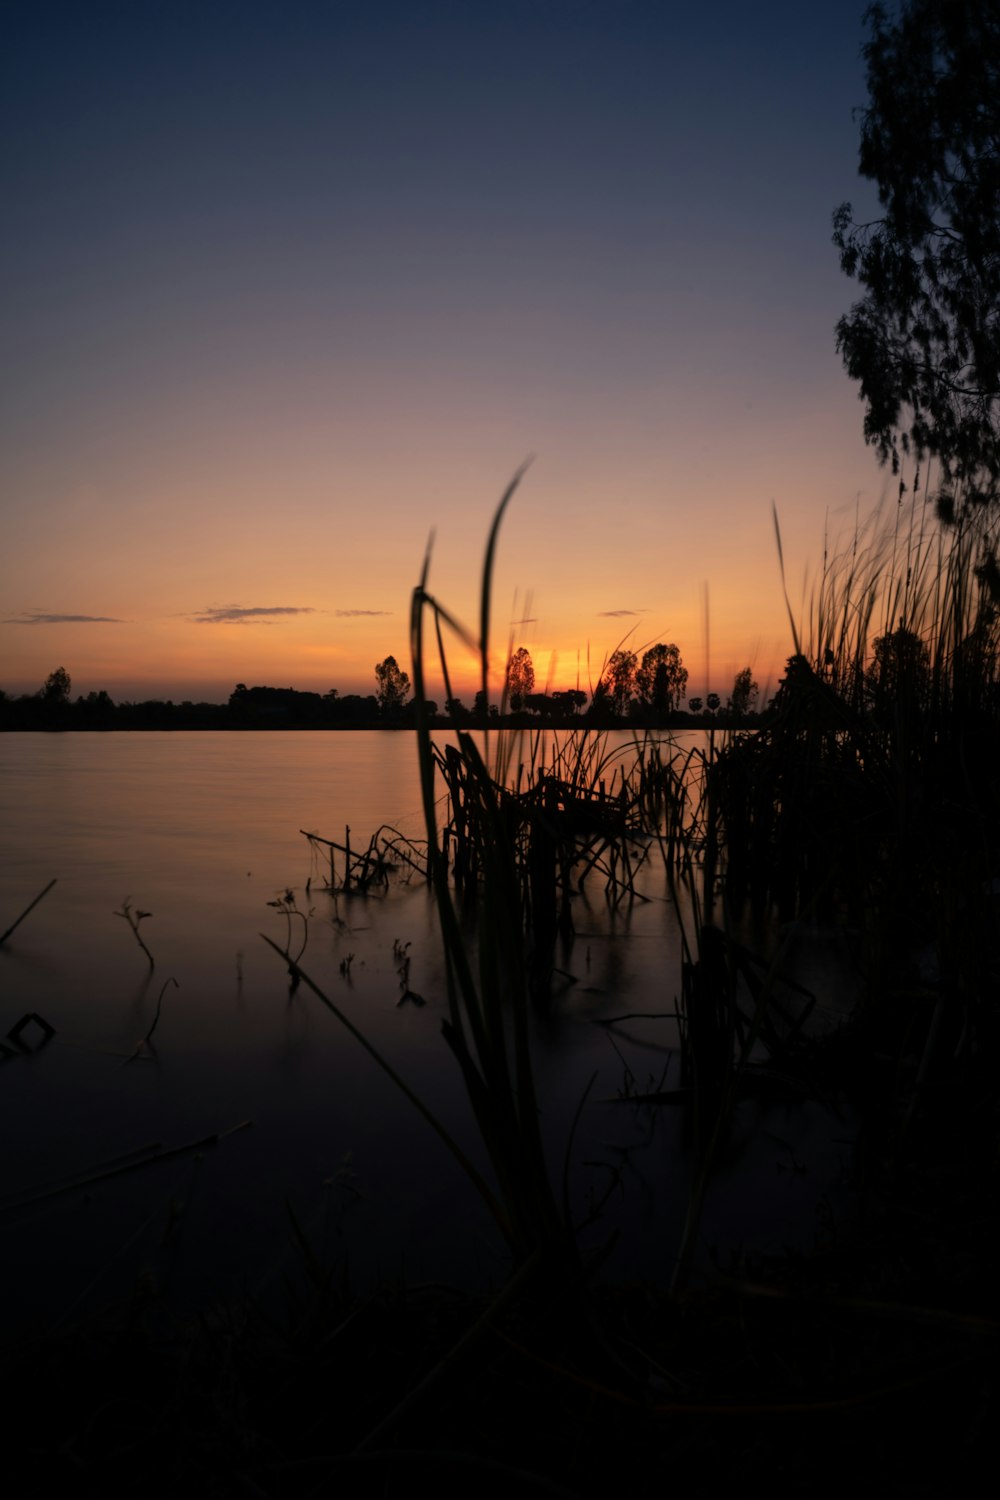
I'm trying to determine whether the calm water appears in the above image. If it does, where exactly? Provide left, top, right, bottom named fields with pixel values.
left=0, top=731, right=850, bottom=1327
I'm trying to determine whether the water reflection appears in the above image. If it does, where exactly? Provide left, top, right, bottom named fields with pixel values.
left=0, top=731, right=851, bottom=1325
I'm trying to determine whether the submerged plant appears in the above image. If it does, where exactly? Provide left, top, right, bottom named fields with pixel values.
left=266, top=889, right=309, bottom=965
left=115, top=898, right=154, bottom=968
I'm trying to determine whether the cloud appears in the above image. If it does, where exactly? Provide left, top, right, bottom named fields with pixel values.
left=192, top=605, right=315, bottom=624
left=597, top=608, right=645, bottom=618
left=3, top=611, right=125, bottom=625
left=335, top=608, right=392, bottom=618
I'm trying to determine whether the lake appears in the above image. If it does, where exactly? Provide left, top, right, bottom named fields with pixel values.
left=0, top=730, right=853, bottom=1329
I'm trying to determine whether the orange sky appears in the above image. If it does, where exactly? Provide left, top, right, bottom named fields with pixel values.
left=2, top=1, right=890, bottom=708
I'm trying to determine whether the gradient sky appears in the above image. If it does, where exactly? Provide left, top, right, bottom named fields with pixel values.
left=2, top=0, right=892, bottom=706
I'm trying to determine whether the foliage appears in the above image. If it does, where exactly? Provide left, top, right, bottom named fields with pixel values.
left=636, top=642, right=688, bottom=714
left=865, top=624, right=931, bottom=716
left=504, top=646, right=535, bottom=710
left=706, top=691, right=721, bottom=714
left=602, top=648, right=637, bottom=717
left=833, top=0, right=1000, bottom=504
left=374, top=654, right=411, bottom=716
left=728, top=665, right=759, bottom=717
left=551, top=688, right=587, bottom=715
left=444, top=696, right=471, bottom=722
left=42, top=666, right=71, bottom=703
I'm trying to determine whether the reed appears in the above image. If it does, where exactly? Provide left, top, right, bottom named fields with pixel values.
left=710, top=489, right=1000, bottom=1165
left=409, top=468, right=576, bottom=1273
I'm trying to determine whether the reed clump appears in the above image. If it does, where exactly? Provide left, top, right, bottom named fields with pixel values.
left=711, top=492, right=1000, bottom=1158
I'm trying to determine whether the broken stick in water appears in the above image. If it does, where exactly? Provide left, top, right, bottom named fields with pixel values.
left=0, top=879, right=57, bottom=947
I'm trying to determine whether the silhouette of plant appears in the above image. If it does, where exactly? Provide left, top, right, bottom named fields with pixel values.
left=42, top=666, right=71, bottom=704
left=504, top=646, right=535, bottom=710
left=602, top=649, right=637, bottom=717
left=833, top=0, right=1000, bottom=507
left=115, top=898, right=154, bottom=968
left=728, top=666, right=759, bottom=717
left=374, top=655, right=410, bottom=717
left=636, top=643, right=688, bottom=714
left=266, top=889, right=309, bottom=984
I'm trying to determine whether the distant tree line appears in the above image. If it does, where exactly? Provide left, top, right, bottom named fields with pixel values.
left=1, top=651, right=769, bottom=731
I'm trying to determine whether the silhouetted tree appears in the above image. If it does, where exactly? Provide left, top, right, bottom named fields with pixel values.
left=865, top=625, right=931, bottom=716
left=374, top=655, right=410, bottom=717
left=600, top=649, right=637, bottom=718
left=688, top=696, right=703, bottom=715
left=551, top=689, right=587, bottom=716
left=505, top=647, right=535, bottom=711
left=728, top=666, right=759, bottom=717
left=706, top=692, right=721, bottom=715
left=636, top=643, right=688, bottom=714
left=833, top=1, right=1000, bottom=508
left=43, top=667, right=71, bottom=704
left=524, top=692, right=559, bottom=718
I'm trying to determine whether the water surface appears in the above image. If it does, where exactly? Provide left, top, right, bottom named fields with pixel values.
left=0, top=731, right=849, bottom=1326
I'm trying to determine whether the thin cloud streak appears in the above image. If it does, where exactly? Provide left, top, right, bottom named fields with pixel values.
left=4, top=612, right=125, bottom=625
left=335, top=609, right=392, bottom=618
left=192, top=606, right=315, bottom=625
left=597, top=609, right=645, bottom=618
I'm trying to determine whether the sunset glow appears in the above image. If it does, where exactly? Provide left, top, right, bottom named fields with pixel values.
left=2, top=1, right=887, bottom=709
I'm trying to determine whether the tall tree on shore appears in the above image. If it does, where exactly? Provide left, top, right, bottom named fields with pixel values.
left=636, top=643, right=688, bottom=715
left=728, top=666, right=759, bottom=717
left=505, top=647, right=535, bottom=710
left=833, top=0, right=1000, bottom=513
left=603, top=649, right=637, bottom=718
left=43, top=666, right=71, bottom=704
left=374, top=655, right=410, bottom=717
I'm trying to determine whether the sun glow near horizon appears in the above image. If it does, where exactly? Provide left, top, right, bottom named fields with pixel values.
left=2, top=2, right=888, bottom=707
left=1, top=470, right=843, bottom=710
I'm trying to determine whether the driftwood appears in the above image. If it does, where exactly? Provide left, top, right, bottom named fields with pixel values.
left=0, top=878, right=57, bottom=946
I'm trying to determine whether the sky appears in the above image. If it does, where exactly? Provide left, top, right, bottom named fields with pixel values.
left=1, top=0, right=893, bottom=706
